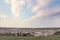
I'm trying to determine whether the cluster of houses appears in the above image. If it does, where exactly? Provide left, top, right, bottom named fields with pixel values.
left=0, top=28, right=60, bottom=36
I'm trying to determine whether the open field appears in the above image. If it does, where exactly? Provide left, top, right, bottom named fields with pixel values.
left=0, top=35, right=60, bottom=40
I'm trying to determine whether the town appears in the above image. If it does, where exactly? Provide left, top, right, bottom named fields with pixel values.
left=0, top=28, right=60, bottom=36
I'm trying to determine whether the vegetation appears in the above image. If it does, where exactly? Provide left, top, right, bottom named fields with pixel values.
left=54, top=31, right=60, bottom=35
left=0, top=35, right=60, bottom=40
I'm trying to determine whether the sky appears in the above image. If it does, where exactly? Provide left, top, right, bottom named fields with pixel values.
left=0, top=0, right=60, bottom=28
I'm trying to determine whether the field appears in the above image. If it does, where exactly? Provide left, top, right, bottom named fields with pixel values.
left=0, top=35, right=60, bottom=40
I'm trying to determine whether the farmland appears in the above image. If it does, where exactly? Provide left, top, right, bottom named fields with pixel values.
left=0, top=35, right=60, bottom=40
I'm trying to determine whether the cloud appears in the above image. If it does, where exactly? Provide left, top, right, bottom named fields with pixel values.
left=3, top=0, right=60, bottom=28
left=25, top=0, right=52, bottom=21
left=27, top=7, right=60, bottom=21
left=5, top=0, right=10, bottom=3
left=43, top=7, right=60, bottom=15
left=26, top=13, right=60, bottom=28
left=5, top=0, right=51, bottom=18
left=10, top=0, right=25, bottom=18
left=5, top=0, right=25, bottom=18
left=32, top=0, right=51, bottom=12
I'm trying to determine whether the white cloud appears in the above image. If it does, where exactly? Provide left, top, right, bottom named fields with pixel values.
left=5, top=0, right=25, bottom=18
left=5, top=0, right=11, bottom=3
left=25, top=0, right=52, bottom=21
left=32, top=0, right=51, bottom=12
left=26, top=14, right=60, bottom=28
left=27, top=7, right=60, bottom=21
left=3, top=0, right=60, bottom=28
left=11, top=0, right=25, bottom=18
left=25, top=6, right=60, bottom=28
